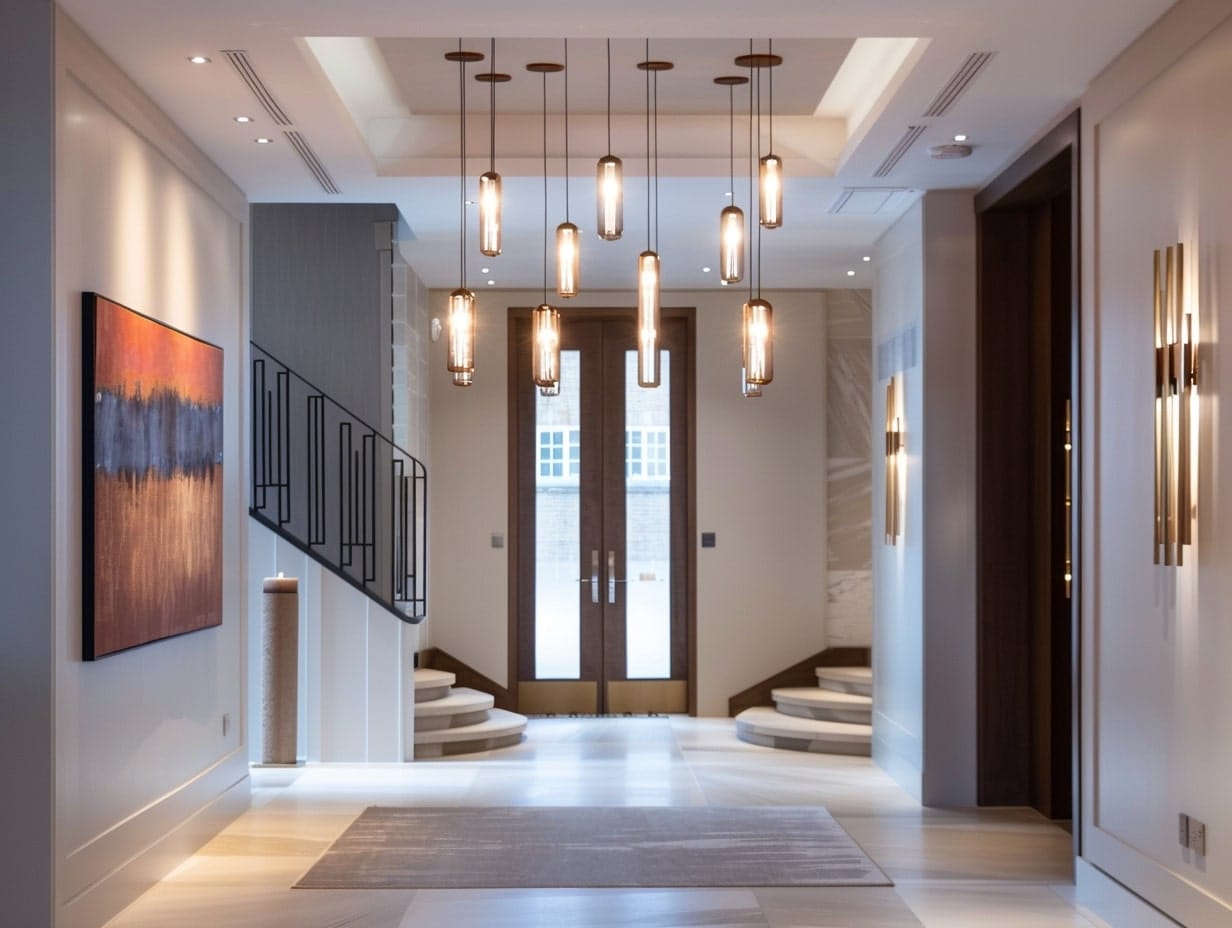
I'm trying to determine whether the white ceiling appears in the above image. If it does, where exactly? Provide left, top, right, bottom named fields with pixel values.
left=58, top=0, right=1176, bottom=291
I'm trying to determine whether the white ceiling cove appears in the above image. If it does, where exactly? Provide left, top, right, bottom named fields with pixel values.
left=57, top=0, right=1176, bottom=290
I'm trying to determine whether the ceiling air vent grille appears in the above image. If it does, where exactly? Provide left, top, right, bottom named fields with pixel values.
left=222, top=50, right=293, bottom=126
left=874, top=125, right=926, bottom=178
left=285, top=131, right=341, bottom=195
left=922, top=52, right=995, bottom=118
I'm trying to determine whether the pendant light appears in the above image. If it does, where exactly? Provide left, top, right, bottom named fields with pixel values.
left=741, top=43, right=773, bottom=387
left=475, top=39, right=509, bottom=258
left=636, top=45, right=672, bottom=389
left=444, top=43, right=484, bottom=386
left=556, top=40, right=580, bottom=298
left=715, top=74, right=747, bottom=284
left=596, top=39, right=623, bottom=241
left=736, top=41, right=783, bottom=229
left=528, top=58, right=564, bottom=391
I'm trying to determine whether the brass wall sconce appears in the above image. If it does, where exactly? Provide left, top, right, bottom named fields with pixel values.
left=884, top=374, right=904, bottom=545
left=1153, top=243, right=1198, bottom=566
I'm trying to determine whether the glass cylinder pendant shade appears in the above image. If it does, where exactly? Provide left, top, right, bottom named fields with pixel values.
left=596, top=155, right=623, bottom=240
left=447, top=287, right=476, bottom=376
left=719, top=205, right=745, bottom=283
left=556, top=222, right=580, bottom=298
left=637, top=251, right=662, bottom=388
left=478, top=171, right=502, bottom=257
left=532, top=303, right=561, bottom=388
left=741, top=367, right=763, bottom=397
left=742, top=298, right=774, bottom=385
left=453, top=371, right=473, bottom=387
left=759, top=154, right=783, bottom=228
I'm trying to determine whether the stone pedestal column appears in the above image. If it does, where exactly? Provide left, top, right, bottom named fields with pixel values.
left=261, top=576, right=299, bottom=764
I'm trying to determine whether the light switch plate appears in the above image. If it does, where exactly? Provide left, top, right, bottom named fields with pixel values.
left=491, top=532, right=504, bottom=549
left=1189, top=818, right=1207, bottom=856
left=1179, top=813, right=1191, bottom=848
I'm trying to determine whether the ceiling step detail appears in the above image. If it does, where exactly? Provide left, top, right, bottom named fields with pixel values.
left=285, top=130, right=341, bottom=195
left=222, top=50, right=293, bottom=126
left=922, top=51, right=996, bottom=118
left=873, top=125, right=926, bottom=178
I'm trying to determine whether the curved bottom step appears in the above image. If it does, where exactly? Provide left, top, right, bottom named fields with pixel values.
left=414, top=708, right=528, bottom=759
left=735, top=707, right=871, bottom=757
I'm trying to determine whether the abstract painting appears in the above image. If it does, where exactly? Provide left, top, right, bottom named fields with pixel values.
left=82, top=293, right=224, bottom=659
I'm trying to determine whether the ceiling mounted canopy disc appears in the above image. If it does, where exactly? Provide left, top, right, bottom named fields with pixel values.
left=444, top=50, right=485, bottom=63
left=526, top=61, right=564, bottom=73
left=637, top=60, right=675, bottom=72
left=714, top=75, right=749, bottom=86
left=734, top=52, right=783, bottom=69
left=474, top=71, right=512, bottom=83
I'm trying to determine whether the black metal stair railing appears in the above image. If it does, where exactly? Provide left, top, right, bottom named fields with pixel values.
left=250, top=343, right=426, bottom=623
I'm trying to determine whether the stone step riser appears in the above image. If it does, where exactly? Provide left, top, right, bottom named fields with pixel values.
left=415, top=732, right=524, bottom=759
left=414, top=684, right=453, bottom=704
left=416, top=709, right=492, bottom=732
left=736, top=725, right=872, bottom=757
left=774, top=702, right=871, bottom=725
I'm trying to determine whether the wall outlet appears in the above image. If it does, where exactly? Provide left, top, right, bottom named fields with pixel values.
left=1179, top=813, right=1191, bottom=848
left=1189, top=818, right=1207, bottom=856
left=222, top=713, right=231, bottom=737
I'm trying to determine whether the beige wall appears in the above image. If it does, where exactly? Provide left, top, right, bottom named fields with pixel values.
left=1079, top=2, right=1232, bottom=924
left=427, top=287, right=833, bottom=716
left=54, top=12, right=249, bottom=927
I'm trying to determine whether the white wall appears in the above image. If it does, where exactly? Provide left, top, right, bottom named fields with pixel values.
left=1078, top=2, right=1232, bottom=924
left=54, top=13, right=249, bottom=928
left=427, top=288, right=829, bottom=716
left=872, top=192, right=977, bottom=806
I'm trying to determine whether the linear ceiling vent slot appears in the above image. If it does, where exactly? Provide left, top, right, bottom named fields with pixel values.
left=922, top=51, right=995, bottom=118
left=284, top=131, right=341, bottom=195
left=874, top=125, right=926, bottom=178
left=222, top=50, right=293, bottom=126
left=828, top=187, right=913, bottom=215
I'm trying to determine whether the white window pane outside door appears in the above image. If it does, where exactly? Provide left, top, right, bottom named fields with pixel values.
left=625, top=350, right=671, bottom=679
left=534, top=351, right=581, bottom=679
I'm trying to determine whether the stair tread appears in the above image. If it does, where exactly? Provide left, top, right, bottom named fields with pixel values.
left=414, top=708, right=528, bottom=745
left=772, top=687, right=871, bottom=708
left=414, top=687, right=494, bottom=718
left=814, top=666, right=872, bottom=684
left=413, top=668, right=456, bottom=690
left=735, top=707, right=871, bottom=742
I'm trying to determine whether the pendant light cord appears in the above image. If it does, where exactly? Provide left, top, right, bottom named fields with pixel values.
left=606, top=39, right=612, bottom=154
left=564, top=39, right=570, bottom=222
left=768, top=38, right=774, bottom=155
left=728, top=84, right=735, bottom=201
left=653, top=67, right=660, bottom=253
left=542, top=70, right=549, bottom=305
left=645, top=39, right=651, bottom=253
left=488, top=39, right=496, bottom=173
left=747, top=40, right=754, bottom=302
left=458, top=40, right=467, bottom=289
left=756, top=63, right=763, bottom=298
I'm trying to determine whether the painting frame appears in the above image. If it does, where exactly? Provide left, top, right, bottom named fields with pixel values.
left=82, top=292, right=225, bottom=660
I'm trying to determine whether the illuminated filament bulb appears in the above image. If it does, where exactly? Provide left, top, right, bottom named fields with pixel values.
left=532, top=303, right=561, bottom=388
left=720, top=205, right=745, bottom=284
left=637, top=251, right=661, bottom=388
left=759, top=154, right=783, bottom=229
left=447, top=288, right=476, bottom=377
left=742, top=298, right=774, bottom=385
left=479, top=171, right=502, bottom=257
left=556, top=222, right=580, bottom=298
left=596, top=155, right=623, bottom=241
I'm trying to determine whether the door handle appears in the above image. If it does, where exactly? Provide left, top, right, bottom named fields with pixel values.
left=591, top=549, right=600, bottom=604
left=608, top=550, right=617, bottom=603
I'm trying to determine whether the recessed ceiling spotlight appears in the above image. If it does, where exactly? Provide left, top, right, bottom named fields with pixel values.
left=254, top=137, right=273, bottom=144
left=465, top=199, right=476, bottom=206
left=480, top=267, right=490, bottom=274
left=725, top=191, right=733, bottom=198
left=862, top=255, right=871, bottom=262
left=188, top=55, right=211, bottom=65
left=487, top=279, right=496, bottom=286
left=234, top=115, right=253, bottom=124
left=702, top=266, right=711, bottom=273
left=846, top=270, right=856, bottom=277
left=953, top=133, right=968, bottom=142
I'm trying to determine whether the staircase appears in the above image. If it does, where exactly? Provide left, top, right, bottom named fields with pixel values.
left=735, top=666, right=872, bottom=755
left=413, top=669, right=527, bottom=758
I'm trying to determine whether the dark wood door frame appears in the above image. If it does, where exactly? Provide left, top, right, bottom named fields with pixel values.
left=975, top=111, right=1080, bottom=841
left=506, top=306, right=699, bottom=715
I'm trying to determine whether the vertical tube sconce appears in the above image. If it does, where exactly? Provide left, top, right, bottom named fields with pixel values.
left=637, top=251, right=662, bottom=387
left=742, top=298, right=773, bottom=385
left=1153, top=243, right=1198, bottom=566
left=532, top=303, right=561, bottom=388
left=884, top=375, right=904, bottom=544
left=447, top=287, right=476, bottom=377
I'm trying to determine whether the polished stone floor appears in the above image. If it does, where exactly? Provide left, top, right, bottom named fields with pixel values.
left=106, top=717, right=1109, bottom=927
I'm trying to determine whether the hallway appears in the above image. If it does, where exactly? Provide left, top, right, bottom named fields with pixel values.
left=106, top=718, right=1097, bottom=927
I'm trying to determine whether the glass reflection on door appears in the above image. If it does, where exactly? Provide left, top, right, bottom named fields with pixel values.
left=534, top=350, right=581, bottom=679
left=625, top=350, right=671, bottom=679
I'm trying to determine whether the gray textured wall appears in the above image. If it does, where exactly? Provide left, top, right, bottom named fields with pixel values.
left=251, top=204, right=398, bottom=430
left=0, top=0, right=54, bottom=923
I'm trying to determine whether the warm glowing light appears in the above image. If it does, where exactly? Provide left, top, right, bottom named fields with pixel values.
left=447, top=288, right=476, bottom=376
left=188, top=55, right=211, bottom=65
left=637, top=251, right=662, bottom=387
left=234, top=115, right=253, bottom=123
left=532, top=304, right=561, bottom=388
left=759, top=154, right=783, bottom=228
left=596, top=155, right=624, bottom=241
left=556, top=222, right=580, bottom=298
left=479, top=171, right=502, bottom=257
left=254, top=137, right=273, bottom=144
left=719, top=205, right=745, bottom=284
left=742, top=298, right=774, bottom=385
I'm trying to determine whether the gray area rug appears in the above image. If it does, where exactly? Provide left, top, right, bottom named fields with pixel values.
left=295, top=806, right=891, bottom=889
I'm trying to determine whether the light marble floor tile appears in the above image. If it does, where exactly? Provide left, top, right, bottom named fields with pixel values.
left=104, top=718, right=1087, bottom=928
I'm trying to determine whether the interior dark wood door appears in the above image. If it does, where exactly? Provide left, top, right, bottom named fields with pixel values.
left=512, top=310, right=689, bottom=715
